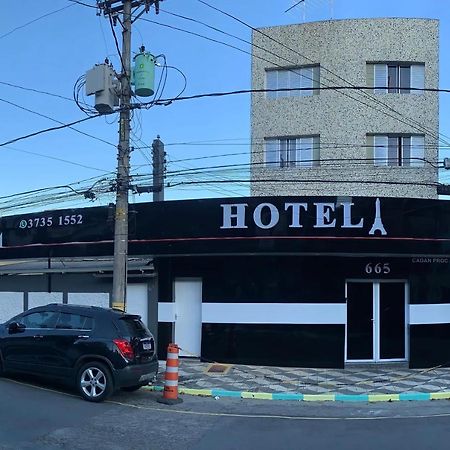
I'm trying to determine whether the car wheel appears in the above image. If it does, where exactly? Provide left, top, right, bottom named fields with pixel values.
left=77, top=362, right=113, bottom=402
left=121, top=384, right=144, bottom=392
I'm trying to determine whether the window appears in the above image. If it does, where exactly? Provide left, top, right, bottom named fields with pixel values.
left=55, top=313, right=94, bottom=330
left=367, top=134, right=425, bottom=167
left=266, top=66, right=320, bottom=99
left=367, top=63, right=424, bottom=94
left=265, top=136, right=320, bottom=167
left=21, top=311, right=59, bottom=329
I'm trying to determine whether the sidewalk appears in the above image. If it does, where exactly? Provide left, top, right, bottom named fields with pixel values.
left=146, top=359, right=450, bottom=402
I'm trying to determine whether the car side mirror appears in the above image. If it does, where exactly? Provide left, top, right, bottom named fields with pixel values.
left=8, top=322, right=26, bottom=334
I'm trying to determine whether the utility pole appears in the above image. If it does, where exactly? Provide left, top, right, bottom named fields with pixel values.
left=152, top=136, right=165, bottom=202
left=97, top=0, right=161, bottom=311
left=112, top=0, right=132, bottom=312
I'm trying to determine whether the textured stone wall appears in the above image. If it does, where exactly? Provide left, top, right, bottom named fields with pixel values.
left=251, top=18, right=439, bottom=198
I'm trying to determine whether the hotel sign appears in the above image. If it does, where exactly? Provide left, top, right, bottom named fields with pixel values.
left=220, top=198, right=387, bottom=236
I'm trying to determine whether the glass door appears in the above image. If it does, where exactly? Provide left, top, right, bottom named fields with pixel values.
left=346, top=282, right=374, bottom=361
left=346, top=281, right=407, bottom=363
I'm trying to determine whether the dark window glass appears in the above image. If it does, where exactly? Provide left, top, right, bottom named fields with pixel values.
left=55, top=313, right=94, bottom=330
left=388, top=136, right=399, bottom=166
left=347, top=282, right=373, bottom=360
left=401, top=137, right=411, bottom=166
left=118, top=317, right=150, bottom=338
left=399, top=66, right=411, bottom=93
left=380, top=283, right=405, bottom=359
left=388, top=66, right=398, bottom=93
left=21, top=311, right=59, bottom=329
left=280, top=139, right=288, bottom=167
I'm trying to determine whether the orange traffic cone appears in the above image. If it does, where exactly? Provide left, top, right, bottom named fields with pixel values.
left=157, top=343, right=183, bottom=405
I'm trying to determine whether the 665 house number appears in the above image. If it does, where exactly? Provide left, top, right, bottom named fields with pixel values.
left=365, top=262, right=391, bottom=275
left=18, top=214, right=83, bottom=229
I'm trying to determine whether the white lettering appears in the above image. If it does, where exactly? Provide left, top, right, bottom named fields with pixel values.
left=254, top=203, right=279, bottom=229
left=341, top=202, right=364, bottom=228
left=220, top=204, right=248, bottom=229
left=313, top=203, right=336, bottom=228
left=285, top=203, right=308, bottom=228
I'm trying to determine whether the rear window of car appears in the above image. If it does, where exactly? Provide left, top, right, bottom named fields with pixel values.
left=116, top=316, right=150, bottom=338
left=55, top=313, right=94, bottom=330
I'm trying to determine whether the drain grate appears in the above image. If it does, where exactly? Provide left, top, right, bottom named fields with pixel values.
left=205, top=363, right=233, bottom=375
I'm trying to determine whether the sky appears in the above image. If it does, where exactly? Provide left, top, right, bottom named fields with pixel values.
left=1, top=0, right=449, bottom=215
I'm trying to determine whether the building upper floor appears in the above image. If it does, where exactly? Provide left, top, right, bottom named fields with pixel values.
left=250, top=18, right=440, bottom=199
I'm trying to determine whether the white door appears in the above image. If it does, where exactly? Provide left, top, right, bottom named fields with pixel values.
left=174, top=279, right=202, bottom=357
left=127, top=284, right=148, bottom=325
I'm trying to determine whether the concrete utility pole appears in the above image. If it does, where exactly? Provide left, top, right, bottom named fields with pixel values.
left=97, top=0, right=162, bottom=311
left=152, top=136, right=165, bottom=202
left=112, top=0, right=132, bottom=312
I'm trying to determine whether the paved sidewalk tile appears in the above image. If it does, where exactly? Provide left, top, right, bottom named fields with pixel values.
left=155, top=360, right=450, bottom=399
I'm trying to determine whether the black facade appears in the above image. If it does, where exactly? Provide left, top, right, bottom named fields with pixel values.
left=1, top=196, right=450, bottom=368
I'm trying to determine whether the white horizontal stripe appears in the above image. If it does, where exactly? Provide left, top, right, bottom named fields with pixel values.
left=167, top=352, right=179, bottom=359
left=164, top=380, right=179, bottom=387
left=410, top=303, right=450, bottom=324
left=202, top=303, right=346, bottom=325
left=158, top=302, right=175, bottom=322
left=165, top=366, right=179, bottom=373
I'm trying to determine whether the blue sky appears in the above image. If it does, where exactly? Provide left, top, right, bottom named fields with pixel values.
left=1, top=0, right=449, bottom=214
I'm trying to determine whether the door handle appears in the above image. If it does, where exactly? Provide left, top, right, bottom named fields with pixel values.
left=33, top=335, right=44, bottom=339
left=77, top=335, right=89, bottom=339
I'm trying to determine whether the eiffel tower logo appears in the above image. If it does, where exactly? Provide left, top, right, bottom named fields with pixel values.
left=369, top=198, right=387, bottom=236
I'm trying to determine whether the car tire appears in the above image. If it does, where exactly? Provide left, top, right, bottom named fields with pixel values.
left=121, top=384, right=145, bottom=392
left=77, top=361, right=113, bottom=402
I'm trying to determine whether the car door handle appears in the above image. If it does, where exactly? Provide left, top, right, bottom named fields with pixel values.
left=77, top=335, right=89, bottom=339
left=33, top=335, right=44, bottom=339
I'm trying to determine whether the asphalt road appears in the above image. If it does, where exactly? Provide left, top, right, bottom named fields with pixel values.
left=2, top=375, right=450, bottom=450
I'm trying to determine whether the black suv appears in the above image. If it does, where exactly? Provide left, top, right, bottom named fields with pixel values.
left=0, top=303, right=158, bottom=402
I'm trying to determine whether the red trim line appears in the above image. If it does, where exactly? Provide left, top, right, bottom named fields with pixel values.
left=2, top=234, right=450, bottom=250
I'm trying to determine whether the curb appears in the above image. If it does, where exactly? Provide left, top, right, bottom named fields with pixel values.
left=144, top=385, right=450, bottom=403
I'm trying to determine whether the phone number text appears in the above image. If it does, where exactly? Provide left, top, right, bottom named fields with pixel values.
left=18, top=215, right=84, bottom=229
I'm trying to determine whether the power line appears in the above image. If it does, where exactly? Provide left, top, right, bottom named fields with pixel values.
left=138, top=85, right=450, bottom=105
left=137, top=13, right=448, bottom=148
left=285, top=0, right=305, bottom=14
left=0, top=115, right=101, bottom=148
left=195, top=0, right=449, bottom=148
left=3, top=145, right=112, bottom=173
left=168, top=177, right=439, bottom=189
left=0, top=4, right=75, bottom=40
left=0, top=81, right=76, bottom=103
left=0, top=98, right=116, bottom=148
left=67, top=0, right=98, bottom=9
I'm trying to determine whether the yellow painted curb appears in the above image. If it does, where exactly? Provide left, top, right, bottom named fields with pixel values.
left=368, top=394, right=400, bottom=402
left=241, top=392, right=273, bottom=400
left=430, top=392, right=450, bottom=400
left=303, top=394, right=335, bottom=402
left=179, top=388, right=212, bottom=397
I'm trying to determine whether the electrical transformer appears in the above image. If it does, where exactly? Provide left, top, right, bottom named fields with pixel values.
left=85, top=64, right=119, bottom=114
left=133, top=51, right=155, bottom=97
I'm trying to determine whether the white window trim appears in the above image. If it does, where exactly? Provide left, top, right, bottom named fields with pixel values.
left=372, top=63, right=424, bottom=94
left=371, top=134, right=425, bottom=167
left=266, top=66, right=319, bottom=99
left=265, top=136, right=319, bottom=168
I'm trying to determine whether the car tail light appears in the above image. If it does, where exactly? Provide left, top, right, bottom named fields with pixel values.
left=114, top=338, right=134, bottom=360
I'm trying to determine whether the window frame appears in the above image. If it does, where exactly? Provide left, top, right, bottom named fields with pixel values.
left=264, top=136, right=320, bottom=168
left=368, top=62, right=424, bottom=94
left=368, top=134, right=425, bottom=167
left=265, top=65, right=320, bottom=99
